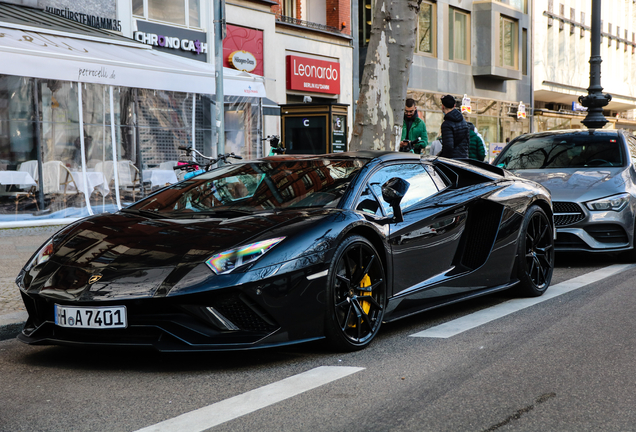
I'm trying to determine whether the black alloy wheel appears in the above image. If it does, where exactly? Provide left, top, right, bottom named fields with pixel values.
left=324, top=235, right=386, bottom=351
left=516, top=205, right=554, bottom=296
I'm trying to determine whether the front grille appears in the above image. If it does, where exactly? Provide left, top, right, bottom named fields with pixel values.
left=212, top=294, right=278, bottom=332
left=585, top=224, right=629, bottom=244
left=553, top=201, right=585, bottom=227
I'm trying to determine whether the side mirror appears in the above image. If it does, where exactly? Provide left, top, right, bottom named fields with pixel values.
left=381, top=177, right=409, bottom=223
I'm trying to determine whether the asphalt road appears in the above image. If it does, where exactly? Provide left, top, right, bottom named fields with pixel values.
left=1, top=253, right=635, bottom=432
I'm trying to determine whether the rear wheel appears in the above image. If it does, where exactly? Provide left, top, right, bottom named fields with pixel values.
left=324, top=235, right=386, bottom=351
left=515, top=205, right=554, bottom=297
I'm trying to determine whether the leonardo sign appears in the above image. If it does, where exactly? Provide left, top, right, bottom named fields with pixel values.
left=286, top=55, right=340, bottom=95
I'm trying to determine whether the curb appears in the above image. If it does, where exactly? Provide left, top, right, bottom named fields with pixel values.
left=0, top=311, right=27, bottom=341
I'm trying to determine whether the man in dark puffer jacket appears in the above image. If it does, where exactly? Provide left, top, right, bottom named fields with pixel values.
left=440, top=95, right=469, bottom=159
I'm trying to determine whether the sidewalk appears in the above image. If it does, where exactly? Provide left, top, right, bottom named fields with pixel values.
left=0, top=225, right=66, bottom=340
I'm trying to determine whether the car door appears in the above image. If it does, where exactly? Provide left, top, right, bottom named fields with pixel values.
left=355, top=161, right=467, bottom=297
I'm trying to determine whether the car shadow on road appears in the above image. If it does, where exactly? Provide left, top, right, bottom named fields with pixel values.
left=17, top=339, right=336, bottom=373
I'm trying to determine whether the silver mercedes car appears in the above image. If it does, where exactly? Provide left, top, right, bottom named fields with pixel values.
left=493, top=129, right=636, bottom=257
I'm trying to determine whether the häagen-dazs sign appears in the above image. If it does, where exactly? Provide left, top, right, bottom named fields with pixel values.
left=228, top=50, right=257, bottom=72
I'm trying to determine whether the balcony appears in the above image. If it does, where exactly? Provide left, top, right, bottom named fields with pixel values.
left=275, top=13, right=344, bottom=36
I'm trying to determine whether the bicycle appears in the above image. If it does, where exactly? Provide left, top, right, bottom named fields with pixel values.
left=262, top=135, right=285, bottom=155
left=174, top=146, right=242, bottom=181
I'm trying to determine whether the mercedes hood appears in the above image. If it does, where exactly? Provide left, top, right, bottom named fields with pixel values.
left=509, top=167, right=630, bottom=202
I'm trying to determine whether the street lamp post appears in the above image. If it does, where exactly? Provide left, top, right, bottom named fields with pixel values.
left=578, top=0, right=612, bottom=129
left=214, top=0, right=226, bottom=157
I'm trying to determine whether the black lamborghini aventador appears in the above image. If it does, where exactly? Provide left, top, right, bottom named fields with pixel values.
left=16, top=152, right=554, bottom=352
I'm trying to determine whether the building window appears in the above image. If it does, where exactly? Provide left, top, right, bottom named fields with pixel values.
left=282, top=0, right=297, bottom=18
left=133, top=0, right=144, bottom=16
left=449, top=8, right=470, bottom=62
left=499, top=16, right=518, bottom=69
left=495, top=0, right=526, bottom=13
left=307, top=0, right=327, bottom=25
left=522, top=28, right=528, bottom=75
left=133, top=0, right=201, bottom=28
left=417, top=1, right=436, bottom=55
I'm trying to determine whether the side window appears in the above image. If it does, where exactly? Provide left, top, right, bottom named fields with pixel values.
left=360, top=163, right=439, bottom=216
left=425, top=164, right=449, bottom=190
left=355, top=186, right=383, bottom=216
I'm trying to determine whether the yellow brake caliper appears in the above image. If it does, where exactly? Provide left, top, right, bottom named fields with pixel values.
left=359, top=274, right=372, bottom=314
left=349, top=273, right=373, bottom=329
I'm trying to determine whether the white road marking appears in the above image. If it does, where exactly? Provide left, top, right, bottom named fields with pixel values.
left=410, top=264, right=636, bottom=339
left=134, top=366, right=364, bottom=432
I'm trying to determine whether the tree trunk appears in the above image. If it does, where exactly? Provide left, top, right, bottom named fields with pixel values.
left=350, top=0, right=421, bottom=151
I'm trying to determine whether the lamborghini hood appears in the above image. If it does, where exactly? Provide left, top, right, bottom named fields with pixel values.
left=19, top=209, right=333, bottom=300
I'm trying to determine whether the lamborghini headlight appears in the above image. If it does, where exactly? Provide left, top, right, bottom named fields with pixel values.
left=585, top=193, right=630, bottom=212
left=25, top=238, right=55, bottom=272
left=205, top=237, right=286, bottom=275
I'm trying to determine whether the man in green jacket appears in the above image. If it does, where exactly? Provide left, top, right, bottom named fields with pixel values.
left=399, top=98, right=428, bottom=153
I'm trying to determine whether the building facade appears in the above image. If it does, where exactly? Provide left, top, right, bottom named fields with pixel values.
left=359, top=0, right=532, bottom=158
left=223, top=0, right=353, bottom=155
left=533, top=0, right=636, bottom=132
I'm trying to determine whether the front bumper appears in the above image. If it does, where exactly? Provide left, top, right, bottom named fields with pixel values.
left=553, top=200, right=635, bottom=252
left=17, top=265, right=330, bottom=352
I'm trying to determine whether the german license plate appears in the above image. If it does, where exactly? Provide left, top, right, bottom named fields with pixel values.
left=54, top=304, right=127, bottom=329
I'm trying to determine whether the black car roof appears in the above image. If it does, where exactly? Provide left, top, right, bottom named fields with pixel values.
left=259, top=151, right=421, bottom=163
left=516, top=129, right=624, bottom=139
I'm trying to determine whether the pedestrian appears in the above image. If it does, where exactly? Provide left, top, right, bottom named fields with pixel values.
left=439, top=95, right=469, bottom=159
left=462, top=114, right=486, bottom=161
left=399, top=98, right=428, bottom=153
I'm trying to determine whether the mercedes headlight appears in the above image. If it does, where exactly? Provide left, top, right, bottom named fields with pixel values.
left=585, top=193, right=631, bottom=212
left=205, top=237, right=286, bottom=275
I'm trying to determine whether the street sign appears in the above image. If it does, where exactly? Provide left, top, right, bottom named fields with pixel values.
left=517, top=102, right=526, bottom=119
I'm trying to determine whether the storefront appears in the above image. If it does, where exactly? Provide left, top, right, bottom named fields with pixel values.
left=280, top=103, right=348, bottom=154
left=0, top=3, right=265, bottom=226
left=280, top=54, right=349, bottom=153
left=221, top=0, right=354, bottom=156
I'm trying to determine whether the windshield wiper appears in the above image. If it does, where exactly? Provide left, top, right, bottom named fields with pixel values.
left=120, top=208, right=169, bottom=219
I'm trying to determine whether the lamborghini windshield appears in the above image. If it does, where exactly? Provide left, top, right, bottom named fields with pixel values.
left=497, top=133, right=625, bottom=170
left=127, top=158, right=367, bottom=216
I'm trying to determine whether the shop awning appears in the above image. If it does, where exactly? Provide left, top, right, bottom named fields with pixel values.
left=0, top=25, right=266, bottom=97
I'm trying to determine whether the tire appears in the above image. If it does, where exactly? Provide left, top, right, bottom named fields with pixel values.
left=515, top=205, right=555, bottom=297
left=324, top=235, right=386, bottom=352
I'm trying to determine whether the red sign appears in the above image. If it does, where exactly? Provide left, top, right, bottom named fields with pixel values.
left=286, top=55, right=340, bottom=95
left=223, top=24, right=263, bottom=76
